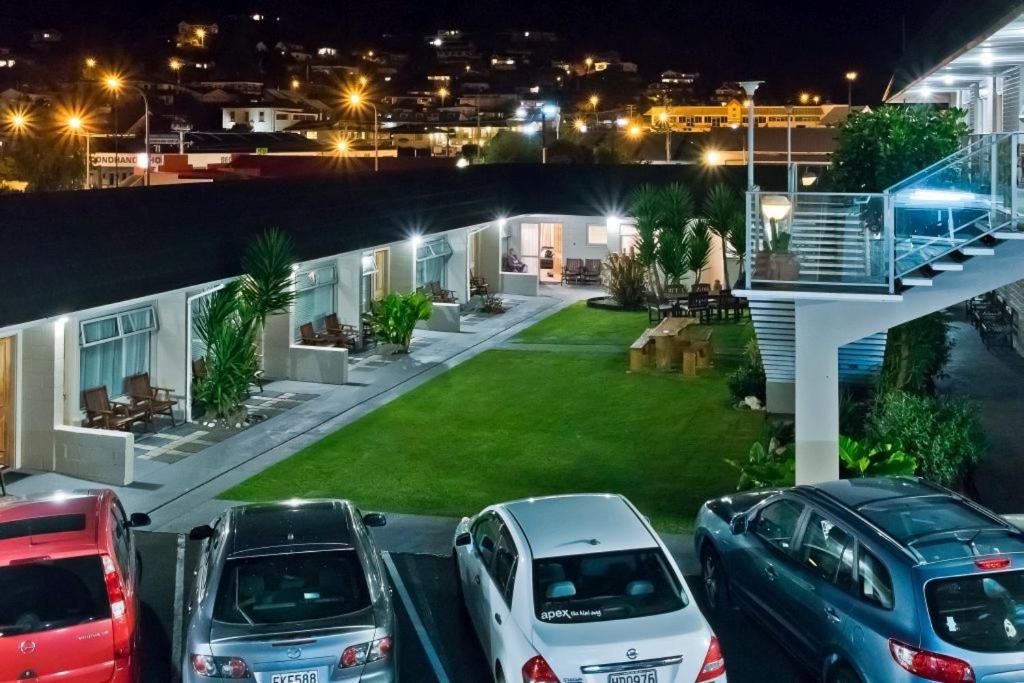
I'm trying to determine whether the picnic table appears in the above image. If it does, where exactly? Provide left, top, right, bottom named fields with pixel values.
left=652, top=317, right=698, bottom=370
left=629, top=317, right=713, bottom=376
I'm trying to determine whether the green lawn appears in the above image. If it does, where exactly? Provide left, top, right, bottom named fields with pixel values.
left=224, top=308, right=762, bottom=532
left=512, top=301, right=650, bottom=346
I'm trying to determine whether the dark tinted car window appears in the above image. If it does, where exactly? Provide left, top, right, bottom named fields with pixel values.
left=213, top=550, right=370, bottom=625
left=533, top=548, right=684, bottom=624
left=0, top=556, right=110, bottom=636
left=0, top=514, right=86, bottom=540
left=799, top=512, right=854, bottom=584
left=491, top=527, right=518, bottom=605
left=858, top=550, right=894, bottom=609
left=754, top=499, right=804, bottom=553
left=472, top=514, right=500, bottom=569
left=927, top=570, right=1024, bottom=652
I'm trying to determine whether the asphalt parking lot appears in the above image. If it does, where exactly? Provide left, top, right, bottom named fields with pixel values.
left=134, top=531, right=808, bottom=683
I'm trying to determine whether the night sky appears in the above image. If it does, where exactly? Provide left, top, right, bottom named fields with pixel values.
left=4, top=0, right=940, bottom=103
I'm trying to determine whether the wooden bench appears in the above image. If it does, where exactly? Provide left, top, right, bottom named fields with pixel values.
left=680, top=328, right=714, bottom=376
left=629, top=329, right=656, bottom=372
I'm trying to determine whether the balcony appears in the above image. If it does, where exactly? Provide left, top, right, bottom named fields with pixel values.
left=743, top=133, right=1020, bottom=298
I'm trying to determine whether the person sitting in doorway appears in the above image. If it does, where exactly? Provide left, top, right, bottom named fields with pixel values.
left=711, top=279, right=723, bottom=294
left=503, top=248, right=527, bottom=273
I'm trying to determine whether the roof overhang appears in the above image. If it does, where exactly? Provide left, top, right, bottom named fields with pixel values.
left=889, top=7, right=1024, bottom=102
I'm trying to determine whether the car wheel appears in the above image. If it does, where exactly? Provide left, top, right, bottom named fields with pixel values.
left=828, top=664, right=862, bottom=683
left=701, top=544, right=730, bottom=611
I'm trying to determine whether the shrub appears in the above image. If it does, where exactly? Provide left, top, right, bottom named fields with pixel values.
left=602, top=252, right=646, bottom=308
left=839, top=435, right=917, bottom=478
left=370, top=292, right=433, bottom=351
left=481, top=130, right=540, bottom=163
left=881, top=312, right=952, bottom=395
left=728, top=338, right=766, bottom=403
left=726, top=439, right=795, bottom=491
left=867, top=389, right=985, bottom=487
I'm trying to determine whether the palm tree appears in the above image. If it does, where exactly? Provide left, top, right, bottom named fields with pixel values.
left=684, top=219, right=713, bottom=284
left=656, top=183, right=695, bottom=286
left=627, top=184, right=664, bottom=296
left=703, top=184, right=743, bottom=287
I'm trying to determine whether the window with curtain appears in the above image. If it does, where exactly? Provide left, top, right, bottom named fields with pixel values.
left=80, top=306, right=157, bottom=400
left=587, top=224, right=609, bottom=246
left=293, top=265, right=337, bottom=340
left=415, top=237, right=453, bottom=289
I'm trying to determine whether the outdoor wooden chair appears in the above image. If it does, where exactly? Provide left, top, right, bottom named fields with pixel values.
left=324, top=313, right=359, bottom=350
left=82, top=386, right=148, bottom=432
left=582, top=259, right=602, bottom=285
left=300, top=322, right=333, bottom=346
left=562, top=258, right=584, bottom=285
left=687, top=291, right=711, bottom=324
left=470, top=271, right=489, bottom=296
left=646, top=293, right=673, bottom=324
left=691, top=283, right=711, bottom=294
left=433, top=281, right=459, bottom=303
left=126, top=373, right=178, bottom=427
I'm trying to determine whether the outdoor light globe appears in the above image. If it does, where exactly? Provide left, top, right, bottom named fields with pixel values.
left=704, top=150, right=723, bottom=166
left=761, top=195, right=793, bottom=222
left=67, top=116, right=83, bottom=131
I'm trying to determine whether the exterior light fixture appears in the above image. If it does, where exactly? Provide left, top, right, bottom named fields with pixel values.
left=411, top=235, right=423, bottom=247
left=84, top=57, right=97, bottom=69
left=615, top=117, right=628, bottom=128
left=761, top=195, right=792, bottom=222
left=703, top=149, right=723, bottom=166
left=801, top=171, right=818, bottom=187
left=456, top=157, right=470, bottom=168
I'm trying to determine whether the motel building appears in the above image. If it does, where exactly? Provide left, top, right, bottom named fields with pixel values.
left=0, top=164, right=737, bottom=489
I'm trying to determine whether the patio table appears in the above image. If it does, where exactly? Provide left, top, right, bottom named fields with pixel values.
left=652, top=317, right=698, bottom=369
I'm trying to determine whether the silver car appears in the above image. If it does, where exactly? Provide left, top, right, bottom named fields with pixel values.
left=183, top=500, right=396, bottom=682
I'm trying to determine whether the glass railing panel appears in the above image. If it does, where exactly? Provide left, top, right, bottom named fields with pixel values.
left=746, top=191, right=890, bottom=290
left=890, top=134, right=1016, bottom=276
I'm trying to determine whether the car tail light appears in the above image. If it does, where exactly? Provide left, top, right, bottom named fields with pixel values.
left=522, top=655, right=560, bottom=683
left=340, top=637, right=392, bottom=668
left=889, top=640, right=975, bottom=682
left=101, top=554, right=131, bottom=667
left=191, top=654, right=251, bottom=679
left=695, top=635, right=726, bottom=681
left=976, top=557, right=1011, bottom=571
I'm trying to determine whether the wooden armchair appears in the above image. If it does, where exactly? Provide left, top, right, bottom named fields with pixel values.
left=687, top=291, right=711, bottom=324
left=582, top=259, right=602, bottom=285
left=300, top=322, right=333, bottom=346
left=361, top=314, right=377, bottom=349
left=562, top=258, right=584, bottom=285
left=429, top=281, right=458, bottom=303
left=470, top=271, right=489, bottom=296
left=324, top=313, right=358, bottom=350
left=126, top=373, right=178, bottom=426
left=83, top=386, right=148, bottom=432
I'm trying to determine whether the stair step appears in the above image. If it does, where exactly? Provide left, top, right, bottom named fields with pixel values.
left=961, top=246, right=995, bottom=256
left=901, top=276, right=933, bottom=287
left=930, top=259, right=964, bottom=272
left=993, top=231, right=1024, bottom=240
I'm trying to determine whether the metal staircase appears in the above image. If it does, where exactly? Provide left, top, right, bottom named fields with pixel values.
left=743, top=132, right=1024, bottom=388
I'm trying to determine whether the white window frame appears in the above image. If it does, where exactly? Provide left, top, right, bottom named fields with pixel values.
left=79, top=305, right=158, bottom=400
left=587, top=224, right=609, bottom=246
left=293, top=263, right=338, bottom=340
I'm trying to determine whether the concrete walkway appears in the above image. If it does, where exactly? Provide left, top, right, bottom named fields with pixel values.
left=8, top=286, right=601, bottom=532
left=939, top=318, right=1024, bottom=513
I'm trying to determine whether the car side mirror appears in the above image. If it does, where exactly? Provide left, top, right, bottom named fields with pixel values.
left=730, top=514, right=747, bottom=535
left=362, top=512, right=387, bottom=528
left=189, top=524, right=214, bottom=541
left=455, top=532, right=472, bottom=547
left=128, top=512, right=151, bottom=528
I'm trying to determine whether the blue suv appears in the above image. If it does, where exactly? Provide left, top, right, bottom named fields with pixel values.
left=695, top=477, right=1024, bottom=682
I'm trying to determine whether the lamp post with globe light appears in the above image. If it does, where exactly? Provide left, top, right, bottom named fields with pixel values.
left=348, top=91, right=379, bottom=171
left=104, top=74, right=151, bottom=186
left=738, top=81, right=763, bottom=189
left=845, top=71, right=858, bottom=107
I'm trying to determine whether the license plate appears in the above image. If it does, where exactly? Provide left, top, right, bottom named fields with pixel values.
left=271, top=671, right=318, bottom=683
left=609, top=671, right=657, bottom=683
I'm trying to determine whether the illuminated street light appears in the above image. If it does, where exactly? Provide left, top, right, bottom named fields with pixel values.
left=799, top=92, right=811, bottom=105
left=358, top=75, right=368, bottom=87
left=845, top=70, right=858, bottom=107
left=627, top=124, right=642, bottom=139
left=62, top=114, right=92, bottom=189
left=573, top=118, right=587, bottom=133
left=703, top=149, right=723, bottom=166
left=84, top=57, right=97, bottom=69
left=812, top=95, right=821, bottom=105
left=5, top=108, right=30, bottom=133
left=437, top=87, right=449, bottom=106
left=335, top=138, right=349, bottom=154
left=102, top=73, right=152, bottom=186
left=584, top=56, right=593, bottom=72
left=291, top=77, right=300, bottom=90
left=169, top=58, right=183, bottom=85
left=195, top=27, right=207, bottom=47
left=346, top=90, right=379, bottom=172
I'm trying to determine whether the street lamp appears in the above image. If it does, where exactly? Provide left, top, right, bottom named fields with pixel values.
left=103, top=74, right=151, bottom=186
left=845, top=71, right=858, bottom=107
left=738, top=80, right=763, bottom=190
left=64, top=115, right=93, bottom=189
left=335, top=138, right=349, bottom=155
left=348, top=91, right=379, bottom=172
left=658, top=110, right=671, bottom=163
left=589, top=94, right=599, bottom=125
left=799, top=92, right=811, bottom=105
left=437, top=87, right=449, bottom=107
left=573, top=118, right=587, bottom=133
left=584, top=56, right=593, bottom=73
left=290, top=77, right=300, bottom=90
left=169, top=58, right=182, bottom=85
left=195, top=27, right=206, bottom=47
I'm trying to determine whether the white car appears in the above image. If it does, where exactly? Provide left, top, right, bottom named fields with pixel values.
left=452, top=493, right=726, bottom=683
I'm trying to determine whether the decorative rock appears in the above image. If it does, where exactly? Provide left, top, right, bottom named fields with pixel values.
left=743, top=396, right=763, bottom=411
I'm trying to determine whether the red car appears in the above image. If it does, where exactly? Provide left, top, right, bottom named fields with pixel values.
left=0, top=490, right=150, bottom=682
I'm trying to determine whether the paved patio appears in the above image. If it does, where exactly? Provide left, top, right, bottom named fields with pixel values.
left=6, top=287, right=600, bottom=531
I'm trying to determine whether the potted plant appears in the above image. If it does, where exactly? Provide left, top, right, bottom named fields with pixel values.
left=769, top=231, right=800, bottom=281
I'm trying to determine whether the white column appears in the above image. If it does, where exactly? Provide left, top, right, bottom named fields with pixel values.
left=794, top=309, right=840, bottom=484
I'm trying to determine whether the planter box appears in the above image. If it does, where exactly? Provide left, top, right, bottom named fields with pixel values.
left=500, top=271, right=539, bottom=296
left=285, top=344, right=349, bottom=384
left=417, top=302, right=461, bottom=333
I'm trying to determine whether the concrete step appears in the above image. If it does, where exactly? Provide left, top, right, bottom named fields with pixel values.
left=960, top=246, right=995, bottom=256
left=930, top=259, right=964, bottom=272
left=900, top=276, right=933, bottom=287
left=993, top=231, right=1024, bottom=240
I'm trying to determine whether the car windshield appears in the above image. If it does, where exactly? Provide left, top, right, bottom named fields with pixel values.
left=533, top=548, right=685, bottom=624
left=927, top=570, right=1024, bottom=652
left=0, top=556, right=110, bottom=637
left=213, top=549, right=370, bottom=625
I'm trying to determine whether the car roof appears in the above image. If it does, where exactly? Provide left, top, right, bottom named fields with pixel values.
left=0, top=492, right=104, bottom=560
left=501, top=494, right=655, bottom=560
left=804, top=478, right=1024, bottom=565
left=227, top=500, right=354, bottom=558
